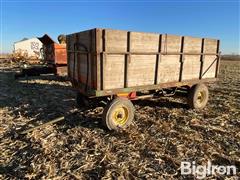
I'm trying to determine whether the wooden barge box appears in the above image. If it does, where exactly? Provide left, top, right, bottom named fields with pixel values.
left=66, top=28, right=220, bottom=130
left=66, top=28, right=220, bottom=97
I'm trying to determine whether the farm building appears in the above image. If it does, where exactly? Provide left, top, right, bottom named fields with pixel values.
left=14, top=37, right=43, bottom=59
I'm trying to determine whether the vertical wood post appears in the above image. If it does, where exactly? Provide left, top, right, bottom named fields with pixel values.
left=154, top=34, right=162, bottom=84
left=72, top=35, right=76, bottom=82
left=215, top=40, right=220, bottom=78
left=199, top=38, right=205, bottom=79
left=124, top=31, right=131, bottom=88
left=73, top=33, right=79, bottom=84
left=100, top=29, right=106, bottom=90
left=90, top=29, right=95, bottom=89
left=179, top=36, right=185, bottom=82
left=95, top=29, right=100, bottom=90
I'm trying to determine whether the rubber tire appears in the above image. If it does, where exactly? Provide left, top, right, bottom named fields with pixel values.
left=188, top=83, right=209, bottom=109
left=102, top=98, right=135, bottom=130
left=76, top=93, right=89, bottom=108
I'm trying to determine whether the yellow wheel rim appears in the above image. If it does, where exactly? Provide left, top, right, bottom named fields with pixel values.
left=197, top=91, right=205, bottom=104
left=112, top=106, right=129, bottom=125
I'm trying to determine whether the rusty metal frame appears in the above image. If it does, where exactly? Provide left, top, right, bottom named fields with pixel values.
left=71, top=78, right=217, bottom=97
left=94, top=78, right=217, bottom=97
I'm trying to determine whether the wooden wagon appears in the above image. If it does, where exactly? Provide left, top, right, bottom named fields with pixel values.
left=66, top=28, right=220, bottom=130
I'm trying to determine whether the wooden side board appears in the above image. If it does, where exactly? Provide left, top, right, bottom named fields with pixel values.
left=103, top=55, right=125, bottom=89
left=67, top=28, right=220, bottom=96
left=131, top=32, right=159, bottom=52
left=67, top=29, right=97, bottom=90
left=163, top=34, right=182, bottom=53
left=184, top=36, right=202, bottom=53
left=157, top=55, right=180, bottom=83
left=127, top=55, right=156, bottom=86
left=182, top=55, right=202, bottom=80
left=202, top=55, right=218, bottom=78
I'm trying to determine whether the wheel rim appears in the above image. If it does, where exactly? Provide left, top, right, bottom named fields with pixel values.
left=112, top=106, right=129, bottom=125
left=197, top=91, right=205, bottom=104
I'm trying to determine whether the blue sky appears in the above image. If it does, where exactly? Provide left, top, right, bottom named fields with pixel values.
left=1, top=0, right=239, bottom=54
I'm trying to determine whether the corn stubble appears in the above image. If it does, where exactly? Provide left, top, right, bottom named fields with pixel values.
left=0, top=60, right=239, bottom=179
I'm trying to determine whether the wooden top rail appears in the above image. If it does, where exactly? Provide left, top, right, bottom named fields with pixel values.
left=67, top=50, right=220, bottom=56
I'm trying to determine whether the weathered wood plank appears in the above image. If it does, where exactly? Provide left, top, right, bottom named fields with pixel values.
left=157, top=55, right=180, bottom=83
left=184, top=36, right=202, bottom=53
left=202, top=55, right=217, bottom=78
left=163, top=34, right=181, bottom=53
left=103, top=55, right=125, bottom=89
left=67, top=30, right=96, bottom=90
left=131, top=32, right=159, bottom=52
left=105, top=29, right=127, bottom=52
left=204, top=39, right=218, bottom=53
left=182, top=55, right=201, bottom=80
left=127, top=55, right=156, bottom=86
left=66, top=28, right=220, bottom=96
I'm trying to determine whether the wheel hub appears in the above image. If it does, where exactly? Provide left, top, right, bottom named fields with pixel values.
left=112, top=106, right=129, bottom=125
left=197, top=91, right=205, bottom=104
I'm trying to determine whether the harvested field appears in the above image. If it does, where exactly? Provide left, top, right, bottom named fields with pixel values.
left=0, top=59, right=239, bottom=179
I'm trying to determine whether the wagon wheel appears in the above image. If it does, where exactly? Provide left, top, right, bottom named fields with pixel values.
left=102, top=97, right=135, bottom=130
left=188, top=83, right=209, bottom=109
